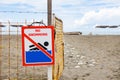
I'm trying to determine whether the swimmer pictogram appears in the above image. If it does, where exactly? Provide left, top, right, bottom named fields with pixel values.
left=29, top=41, right=49, bottom=50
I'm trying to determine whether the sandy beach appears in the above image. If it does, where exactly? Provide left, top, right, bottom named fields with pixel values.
left=0, top=35, right=120, bottom=80
left=62, top=35, right=120, bottom=80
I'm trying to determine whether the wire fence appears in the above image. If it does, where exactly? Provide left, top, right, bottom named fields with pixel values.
left=0, top=14, right=64, bottom=80
left=0, top=20, right=48, bottom=80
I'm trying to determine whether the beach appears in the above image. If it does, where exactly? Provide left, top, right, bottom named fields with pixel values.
left=1, top=35, right=120, bottom=80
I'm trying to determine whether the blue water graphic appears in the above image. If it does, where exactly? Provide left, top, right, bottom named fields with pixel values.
left=25, top=50, right=52, bottom=63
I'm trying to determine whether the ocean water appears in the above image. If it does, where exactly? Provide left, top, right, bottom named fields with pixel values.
left=25, top=50, right=52, bottom=63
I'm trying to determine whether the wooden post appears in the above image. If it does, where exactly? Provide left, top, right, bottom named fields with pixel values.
left=47, top=0, right=52, bottom=26
left=47, top=0, right=52, bottom=80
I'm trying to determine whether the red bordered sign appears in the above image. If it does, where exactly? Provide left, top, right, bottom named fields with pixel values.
left=21, top=26, right=54, bottom=66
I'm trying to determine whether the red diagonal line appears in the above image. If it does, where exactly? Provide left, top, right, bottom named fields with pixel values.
left=24, top=34, right=52, bottom=59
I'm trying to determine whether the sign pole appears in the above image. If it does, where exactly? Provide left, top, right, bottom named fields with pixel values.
left=48, top=66, right=52, bottom=80
left=47, top=0, right=52, bottom=80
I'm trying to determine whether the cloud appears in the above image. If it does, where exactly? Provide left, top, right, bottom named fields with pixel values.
left=75, top=7, right=120, bottom=27
left=0, top=0, right=47, bottom=11
left=0, top=0, right=25, bottom=4
left=0, top=0, right=84, bottom=11
left=105, top=0, right=120, bottom=3
left=0, top=0, right=120, bottom=34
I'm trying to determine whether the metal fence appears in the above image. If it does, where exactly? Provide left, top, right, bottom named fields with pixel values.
left=0, top=15, right=64, bottom=80
left=0, top=21, right=48, bottom=80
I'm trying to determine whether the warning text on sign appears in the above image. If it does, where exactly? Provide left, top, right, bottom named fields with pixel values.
left=28, top=33, right=48, bottom=36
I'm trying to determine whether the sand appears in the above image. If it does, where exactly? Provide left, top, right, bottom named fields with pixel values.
left=0, top=35, right=120, bottom=80
left=62, top=35, right=120, bottom=80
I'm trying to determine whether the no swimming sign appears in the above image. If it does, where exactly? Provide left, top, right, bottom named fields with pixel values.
left=21, top=26, right=54, bottom=66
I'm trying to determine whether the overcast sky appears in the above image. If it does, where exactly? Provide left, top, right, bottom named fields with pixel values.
left=0, top=0, right=120, bottom=35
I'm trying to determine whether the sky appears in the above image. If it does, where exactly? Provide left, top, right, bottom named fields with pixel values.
left=0, top=0, right=120, bottom=35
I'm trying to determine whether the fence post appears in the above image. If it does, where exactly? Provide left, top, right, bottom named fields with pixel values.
left=8, top=20, right=11, bottom=80
left=0, top=23, right=2, bottom=80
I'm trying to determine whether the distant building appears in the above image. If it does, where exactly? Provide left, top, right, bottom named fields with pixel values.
left=89, top=32, right=92, bottom=35
left=109, top=26, right=118, bottom=28
left=64, top=32, right=82, bottom=35
left=96, top=25, right=119, bottom=28
left=96, top=25, right=108, bottom=28
left=0, top=22, right=5, bottom=27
